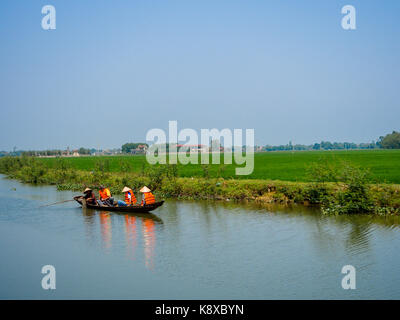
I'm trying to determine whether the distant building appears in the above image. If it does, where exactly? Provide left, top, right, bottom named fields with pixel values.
left=130, top=144, right=148, bottom=154
left=177, top=144, right=208, bottom=153
left=103, top=149, right=113, bottom=155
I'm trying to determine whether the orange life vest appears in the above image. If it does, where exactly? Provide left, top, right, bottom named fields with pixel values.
left=125, top=190, right=137, bottom=205
left=143, top=192, right=155, bottom=205
left=99, top=188, right=111, bottom=200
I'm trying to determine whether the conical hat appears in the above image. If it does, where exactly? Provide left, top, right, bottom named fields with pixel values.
left=83, top=188, right=92, bottom=193
left=122, top=186, right=132, bottom=193
left=140, top=186, right=151, bottom=193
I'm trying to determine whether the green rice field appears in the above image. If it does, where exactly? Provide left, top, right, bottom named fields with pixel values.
left=38, top=149, right=400, bottom=184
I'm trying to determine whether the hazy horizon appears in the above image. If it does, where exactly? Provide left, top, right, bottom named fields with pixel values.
left=1, top=1, right=399, bottom=151
left=0, top=136, right=387, bottom=153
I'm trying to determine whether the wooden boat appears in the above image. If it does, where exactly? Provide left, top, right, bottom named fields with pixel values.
left=73, top=196, right=164, bottom=213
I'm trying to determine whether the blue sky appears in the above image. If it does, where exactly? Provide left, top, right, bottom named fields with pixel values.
left=0, top=0, right=399, bottom=150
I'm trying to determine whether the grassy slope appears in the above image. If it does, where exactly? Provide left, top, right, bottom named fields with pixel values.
left=39, top=150, right=400, bottom=183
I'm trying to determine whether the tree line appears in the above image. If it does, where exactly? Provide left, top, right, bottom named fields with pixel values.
left=18, top=147, right=93, bottom=157
left=1, top=131, right=399, bottom=157
left=262, top=131, right=400, bottom=152
left=262, top=141, right=378, bottom=152
left=121, top=143, right=148, bottom=153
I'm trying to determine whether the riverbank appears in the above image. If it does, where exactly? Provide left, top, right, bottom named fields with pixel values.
left=1, top=156, right=399, bottom=215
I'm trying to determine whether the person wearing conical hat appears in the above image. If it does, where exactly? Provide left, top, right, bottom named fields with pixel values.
left=140, top=186, right=156, bottom=206
left=117, top=186, right=137, bottom=207
left=83, top=187, right=97, bottom=206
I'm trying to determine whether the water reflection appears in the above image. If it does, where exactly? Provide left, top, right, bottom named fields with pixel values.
left=142, top=218, right=156, bottom=270
left=78, top=197, right=400, bottom=295
left=80, top=208, right=161, bottom=270
left=81, top=208, right=96, bottom=245
left=99, top=212, right=112, bottom=251
left=5, top=175, right=400, bottom=299
left=345, top=222, right=373, bottom=255
left=124, top=215, right=137, bottom=260
left=178, top=200, right=400, bottom=262
left=310, top=212, right=400, bottom=259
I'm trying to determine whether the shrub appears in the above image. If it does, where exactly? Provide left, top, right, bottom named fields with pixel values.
left=322, top=163, right=373, bottom=214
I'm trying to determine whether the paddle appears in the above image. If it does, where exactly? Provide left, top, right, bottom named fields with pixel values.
left=38, top=199, right=76, bottom=208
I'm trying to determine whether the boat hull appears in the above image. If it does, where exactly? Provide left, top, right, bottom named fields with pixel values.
left=74, top=196, right=164, bottom=213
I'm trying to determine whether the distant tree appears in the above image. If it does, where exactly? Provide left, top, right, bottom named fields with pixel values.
left=320, top=141, right=333, bottom=150
left=22, top=149, right=62, bottom=156
left=78, top=147, right=91, bottom=155
left=333, top=142, right=344, bottom=150
left=122, top=143, right=136, bottom=153
left=378, top=131, right=400, bottom=149
left=262, top=139, right=380, bottom=152
left=312, top=143, right=321, bottom=150
left=121, top=143, right=148, bottom=153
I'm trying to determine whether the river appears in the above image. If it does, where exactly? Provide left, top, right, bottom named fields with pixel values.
left=1, top=175, right=400, bottom=299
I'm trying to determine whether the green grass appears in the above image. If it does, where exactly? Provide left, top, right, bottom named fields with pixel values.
left=2, top=151, right=400, bottom=214
left=38, top=149, right=400, bottom=184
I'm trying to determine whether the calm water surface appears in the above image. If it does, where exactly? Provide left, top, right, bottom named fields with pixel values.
left=1, top=175, right=400, bottom=299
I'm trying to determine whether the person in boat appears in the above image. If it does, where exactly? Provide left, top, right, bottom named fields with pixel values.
left=117, top=187, right=137, bottom=206
left=140, top=186, right=156, bottom=206
left=98, top=185, right=114, bottom=206
left=83, top=187, right=97, bottom=206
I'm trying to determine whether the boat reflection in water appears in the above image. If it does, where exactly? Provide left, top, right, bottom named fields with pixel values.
left=124, top=215, right=137, bottom=261
left=82, top=208, right=162, bottom=270
left=142, top=218, right=156, bottom=270
left=99, top=212, right=112, bottom=251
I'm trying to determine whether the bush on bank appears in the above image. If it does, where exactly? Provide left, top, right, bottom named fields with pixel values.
left=0, top=156, right=399, bottom=215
